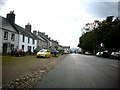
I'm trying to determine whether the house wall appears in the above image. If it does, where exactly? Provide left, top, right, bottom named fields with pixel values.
left=19, top=35, right=37, bottom=52
left=0, top=28, right=2, bottom=54
left=0, top=17, right=2, bottom=54
left=2, top=29, right=19, bottom=53
left=38, top=39, right=48, bottom=49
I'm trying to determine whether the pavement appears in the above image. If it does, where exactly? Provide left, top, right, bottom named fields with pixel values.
left=33, top=54, right=119, bottom=88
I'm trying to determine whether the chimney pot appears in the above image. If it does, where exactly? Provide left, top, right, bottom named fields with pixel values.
left=25, top=23, right=32, bottom=32
left=6, top=11, right=15, bottom=24
left=33, top=30, right=37, bottom=35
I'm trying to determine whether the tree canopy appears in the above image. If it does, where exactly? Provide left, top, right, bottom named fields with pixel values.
left=78, top=16, right=120, bottom=54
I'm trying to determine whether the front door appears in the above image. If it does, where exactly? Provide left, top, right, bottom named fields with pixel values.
left=3, top=43, right=7, bottom=54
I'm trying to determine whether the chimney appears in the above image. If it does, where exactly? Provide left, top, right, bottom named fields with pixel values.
left=6, top=11, right=15, bottom=24
left=25, top=23, right=31, bottom=32
left=48, top=37, right=51, bottom=40
left=38, top=31, right=41, bottom=36
left=41, top=32, right=45, bottom=36
left=45, top=35, right=48, bottom=38
left=38, top=31, right=45, bottom=36
left=33, top=30, right=37, bottom=35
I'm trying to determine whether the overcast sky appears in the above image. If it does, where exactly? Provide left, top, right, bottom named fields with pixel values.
left=0, top=0, right=119, bottom=48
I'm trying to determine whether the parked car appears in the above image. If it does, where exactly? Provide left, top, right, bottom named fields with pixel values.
left=34, top=48, right=42, bottom=54
left=96, top=51, right=110, bottom=58
left=10, top=49, right=25, bottom=57
left=51, top=50, right=59, bottom=56
left=36, top=49, right=51, bottom=58
left=101, top=50, right=110, bottom=58
left=96, top=51, right=103, bottom=57
left=85, top=51, right=92, bottom=55
left=110, top=51, right=120, bottom=60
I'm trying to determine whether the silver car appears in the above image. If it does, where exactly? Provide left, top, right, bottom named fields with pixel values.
left=110, top=51, right=120, bottom=59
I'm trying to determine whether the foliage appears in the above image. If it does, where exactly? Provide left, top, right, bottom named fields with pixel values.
left=78, top=16, right=120, bottom=54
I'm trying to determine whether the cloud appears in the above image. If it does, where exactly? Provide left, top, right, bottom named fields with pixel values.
left=118, top=1, right=120, bottom=18
left=1, top=0, right=119, bottom=47
left=0, top=0, right=8, bottom=10
left=84, top=2, right=118, bottom=18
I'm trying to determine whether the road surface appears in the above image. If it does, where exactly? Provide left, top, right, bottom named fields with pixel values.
left=33, top=54, right=119, bottom=88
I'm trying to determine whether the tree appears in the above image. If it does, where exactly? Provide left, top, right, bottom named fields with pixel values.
left=78, top=16, right=120, bottom=54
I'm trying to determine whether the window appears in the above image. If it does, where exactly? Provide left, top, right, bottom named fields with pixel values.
left=22, top=45, right=24, bottom=50
left=30, top=46, right=31, bottom=51
left=28, top=46, right=29, bottom=51
left=32, top=39, right=35, bottom=44
left=11, top=33, right=15, bottom=41
left=11, top=44, right=14, bottom=50
left=28, top=37, right=30, bottom=43
left=4, top=32, right=8, bottom=40
left=22, top=35, right=25, bottom=42
left=33, top=46, right=34, bottom=51
left=28, top=46, right=31, bottom=51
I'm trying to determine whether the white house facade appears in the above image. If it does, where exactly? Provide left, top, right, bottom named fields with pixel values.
left=0, top=15, right=19, bottom=54
left=19, top=34, right=37, bottom=52
left=1, top=11, right=37, bottom=53
left=0, top=16, right=2, bottom=54
left=12, top=23, right=37, bottom=52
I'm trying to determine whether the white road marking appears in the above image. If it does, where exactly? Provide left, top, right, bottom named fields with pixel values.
left=110, top=64, right=119, bottom=68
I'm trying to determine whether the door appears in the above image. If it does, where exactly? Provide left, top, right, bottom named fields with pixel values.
left=3, top=43, right=7, bottom=54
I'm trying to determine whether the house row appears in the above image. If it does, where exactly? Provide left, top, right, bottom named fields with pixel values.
left=0, top=11, right=70, bottom=54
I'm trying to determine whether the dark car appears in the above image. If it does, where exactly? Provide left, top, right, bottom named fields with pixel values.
left=96, top=51, right=110, bottom=58
left=34, top=48, right=42, bottom=54
left=101, top=50, right=110, bottom=58
left=11, top=49, right=25, bottom=57
left=51, top=50, right=59, bottom=56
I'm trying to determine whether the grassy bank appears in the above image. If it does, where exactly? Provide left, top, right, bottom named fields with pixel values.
left=2, top=55, right=64, bottom=85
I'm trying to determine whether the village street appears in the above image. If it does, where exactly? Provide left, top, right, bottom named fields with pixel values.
left=33, top=54, right=119, bottom=88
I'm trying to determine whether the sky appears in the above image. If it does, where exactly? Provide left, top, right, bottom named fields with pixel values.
left=0, top=0, right=119, bottom=48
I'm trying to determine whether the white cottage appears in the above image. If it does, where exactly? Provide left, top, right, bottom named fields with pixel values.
left=13, top=23, right=37, bottom=52
left=0, top=13, right=19, bottom=54
left=2, top=11, right=37, bottom=53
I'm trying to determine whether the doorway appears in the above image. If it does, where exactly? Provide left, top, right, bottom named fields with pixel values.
left=3, top=43, right=7, bottom=54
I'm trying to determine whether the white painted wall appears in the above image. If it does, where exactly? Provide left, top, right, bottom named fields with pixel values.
left=19, top=35, right=37, bottom=52
left=0, top=28, right=2, bottom=54
left=2, top=30, right=19, bottom=52
left=0, top=16, right=2, bottom=54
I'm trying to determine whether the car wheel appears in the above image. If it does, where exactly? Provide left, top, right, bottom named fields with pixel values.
left=110, top=56, right=113, bottom=59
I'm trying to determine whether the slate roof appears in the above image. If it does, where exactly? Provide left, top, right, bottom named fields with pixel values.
left=12, top=23, right=37, bottom=40
left=39, top=34, right=50, bottom=43
left=36, top=35, right=45, bottom=42
left=0, top=16, right=37, bottom=40
left=0, top=16, right=18, bottom=33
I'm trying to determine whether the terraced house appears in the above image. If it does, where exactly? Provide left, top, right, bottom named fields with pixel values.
left=36, top=31, right=51, bottom=49
left=33, top=30, right=59, bottom=51
left=0, top=11, right=67, bottom=54
left=0, top=13, right=19, bottom=54
left=33, top=30, right=47, bottom=49
left=0, top=11, right=37, bottom=54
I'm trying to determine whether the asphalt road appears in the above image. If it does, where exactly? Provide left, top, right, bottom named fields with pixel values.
left=33, top=54, right=119, bottom=88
